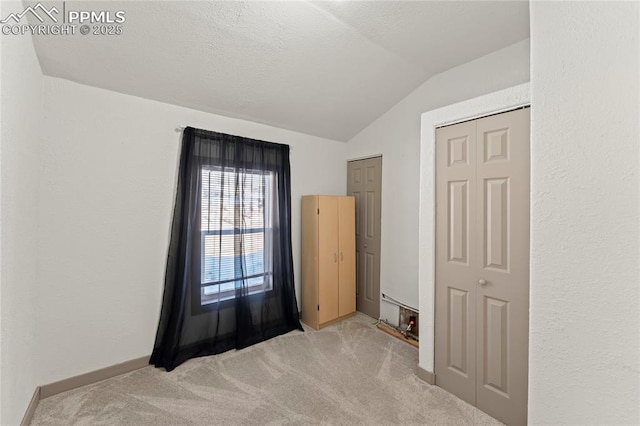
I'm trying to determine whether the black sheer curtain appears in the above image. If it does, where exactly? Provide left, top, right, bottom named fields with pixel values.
left=151, top=127, right=303, bottom=371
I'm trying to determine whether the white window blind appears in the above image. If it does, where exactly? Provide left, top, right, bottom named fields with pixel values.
left=199, top=167, right=273, bottom=304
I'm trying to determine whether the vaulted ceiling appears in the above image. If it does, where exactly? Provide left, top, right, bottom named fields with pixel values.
left=29, top=1, right=529, bottom=141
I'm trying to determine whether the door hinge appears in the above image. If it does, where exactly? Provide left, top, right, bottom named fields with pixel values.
left=317, top=305, right=319, bottom=311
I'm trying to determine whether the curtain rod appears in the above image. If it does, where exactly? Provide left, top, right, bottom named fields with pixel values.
left=174, top=126, right=292, bottom=151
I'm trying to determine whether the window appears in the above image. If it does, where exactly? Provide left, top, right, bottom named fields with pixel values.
left=200, top=167, right=273, bottom=305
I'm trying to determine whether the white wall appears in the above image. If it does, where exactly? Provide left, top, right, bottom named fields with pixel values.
left=347, top=39, right=530, bottom=324
left=0, top=2, right=43, bottom=423
left=529, top=2, right=639, bottom=424
left=37, top=77, right=347, bottom=385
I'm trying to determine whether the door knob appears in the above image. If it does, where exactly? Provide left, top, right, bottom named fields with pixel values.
left=478, top=279, right=487, bottom=286
left=364, top=244, right=368, bottom=248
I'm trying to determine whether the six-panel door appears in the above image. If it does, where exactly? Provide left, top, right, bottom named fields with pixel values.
left=347, top=157, right=382, bottom=320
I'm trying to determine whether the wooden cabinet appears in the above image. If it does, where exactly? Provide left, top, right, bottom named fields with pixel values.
left=301, top=195, right=356, bottom=329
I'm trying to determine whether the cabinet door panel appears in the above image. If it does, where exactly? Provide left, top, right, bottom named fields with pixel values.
left=338, top=197, right=356, bottom=316
left=318, top=196, right=339, bottom=324
left=300, top=196, right=319, bottom=328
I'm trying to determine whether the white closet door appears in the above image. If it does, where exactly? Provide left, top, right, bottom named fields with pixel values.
left=435, top=108, right=530, bottom=426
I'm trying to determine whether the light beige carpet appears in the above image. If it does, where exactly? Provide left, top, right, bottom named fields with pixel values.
left=32, top=313, right=502, bottom=425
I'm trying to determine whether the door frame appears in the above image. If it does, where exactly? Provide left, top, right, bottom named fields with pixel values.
left=417, top=83, right=531, bottom=382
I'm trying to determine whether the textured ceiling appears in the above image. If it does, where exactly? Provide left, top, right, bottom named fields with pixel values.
left=29, top=1, right=529, bottom=141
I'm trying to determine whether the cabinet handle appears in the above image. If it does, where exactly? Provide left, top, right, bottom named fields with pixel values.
left=340, top=252, right=344, bottom=261
left=334, top=253, right=337, bottom=262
